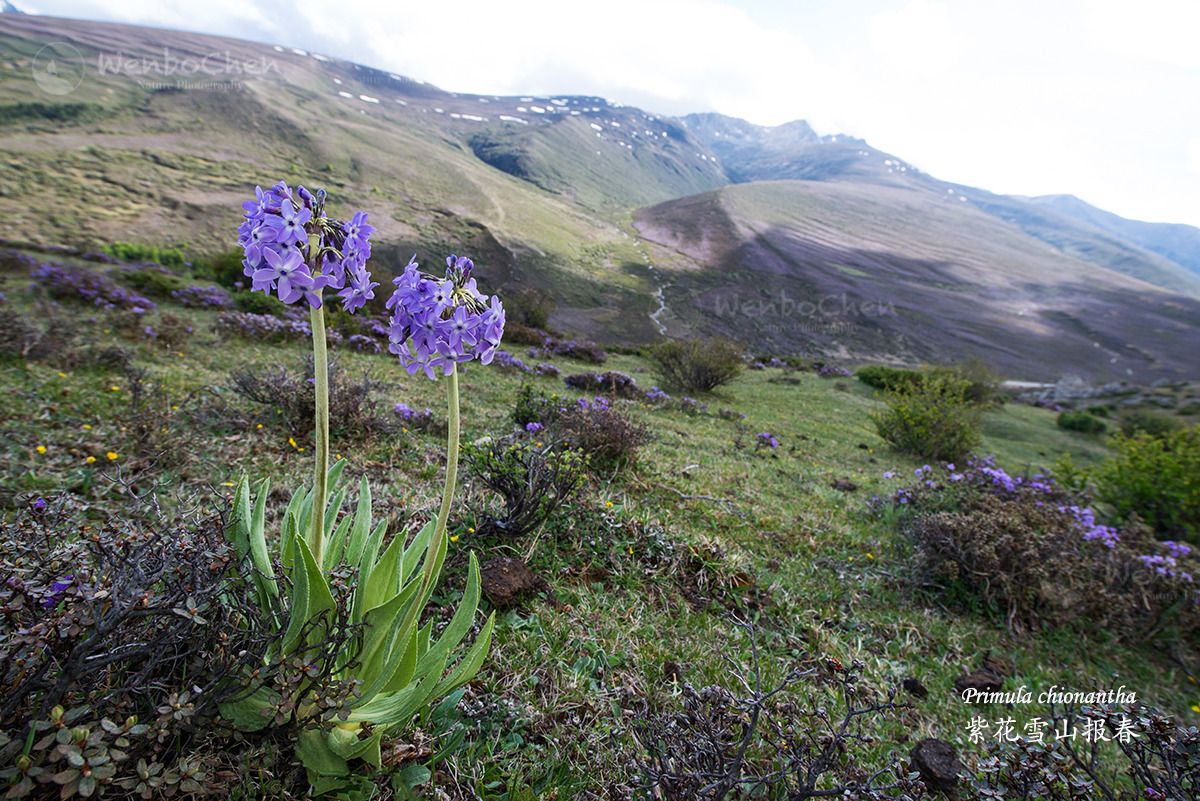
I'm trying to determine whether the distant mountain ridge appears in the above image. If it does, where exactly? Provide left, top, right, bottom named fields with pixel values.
left=0, top=13, right=1198, bottom=381
left=1027, top=194, right=1200, bottom=278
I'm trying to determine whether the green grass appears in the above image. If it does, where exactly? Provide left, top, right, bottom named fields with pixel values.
left=2, top=258, right=1198, bottom=799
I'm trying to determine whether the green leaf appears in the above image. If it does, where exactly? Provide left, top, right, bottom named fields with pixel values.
left=218, top=686, right=280, bottom=732
left=296, top=728, right=348, bottom=778
left=420, top=553, right=490, bottom=695
left=327, top=725, right=382, bottom=768
left=400, top=519, right=437, bottom=587
left=322, top=484, right=349, bottom=569
left=355, top=585, right=421, bottom=705
left=363, top=529, right=405, bottom=612
left=323, top=502, right=352, bottom=574
left=352, top=519, right=388, bottom=625
left=246, top=479, right=278, bottom=605
left=280, top=509, right=300, bottom=572
left=281, top=535, right=336, bottom=655
left=377, top=624, right=420, bottom=695
left=344, top=476, right=373, bottom=567
left=230, top=476, right=252, bottom=554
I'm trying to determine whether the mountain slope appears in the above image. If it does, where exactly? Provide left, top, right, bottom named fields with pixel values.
left=1028, top=193, right=1200, bottom=278
left=633, top=180, right=1200, bottom=381
left=1, top=14, right=1198, bottom=380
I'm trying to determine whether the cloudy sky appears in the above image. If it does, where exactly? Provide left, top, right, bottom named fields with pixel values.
left=17, top=0, right=1200, bottom=228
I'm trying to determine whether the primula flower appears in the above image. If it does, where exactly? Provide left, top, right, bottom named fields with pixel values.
left=239, top=181, right=376, bottom=312
left=386, top=255, right=505, bottom=380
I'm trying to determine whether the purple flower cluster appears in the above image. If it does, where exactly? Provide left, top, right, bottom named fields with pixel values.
left=575, top=396, right=611, bottom=411
left=534, top=362, right=561, bottom=378
left=239, top=181, right=378, bottom=312
left=394, top=402, right=435, bottom=422
left=1138, top=541, right=1194, bottom=582
left=346, top=334, right=381, bottom=353
left=525, top=422, right=544, bottom=432
left=757, top=432, right=780, bottom=449
left=214, top=311, right=312, bottom=342
left=1058, top=505, right=1120, bottom=548
left=678, top=397, right=708, bottom=415
left=718, top=408, right=747, bottom=420
left=492, top=350, right=533, bottom=373
left=525, top=336, right=607, bottom=364
left=30, top=261, right=157, bottom=311
left=644, top=386, right=671, bottom=403
left=817, top=364, right=854, bottom=378
left=766, top=357, right=787, bottom=369
left=385, top=255, right=505, bottom=380
left=171, top=284, right=235, bottom=309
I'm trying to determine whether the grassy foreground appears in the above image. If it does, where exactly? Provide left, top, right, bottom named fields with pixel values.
left=0, top=251, right=1196, bottom=800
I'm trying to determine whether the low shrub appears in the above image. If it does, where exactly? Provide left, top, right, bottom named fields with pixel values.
left=1056, top=409, right=1107, bottom=434
left=869, top=374, right=981, bottom=462
left=856, top=364, right=925, bottom=392
left=228, top=358, right=394, bottom=439
left=883, top=457, right=1200, bottom=640
left=170, top=284, right=235, bottom=309
left=645, top=338, right=743, bottom=393
left=1091, top=428, right=1200, bottom=543
left=232, top=289, right=290, bottom=317
left=1117, top=408, right=1186, bottom=438
left=105, top=241, right=187, bottom=269
left=31, top=261, right=156, bottom=312
left=512, top=384, right=563, bottom=428
left=557, top=399, right=651, bottom=472
left=110, top=263, right=187, bottom=299
left=548, top=337, right=607, bottom=364
left=563, top=370, right=642, bottom=399
left=0, top=502, right=284, bottom=798
left=214, top=311, right=311, bottom=342
left=464, top=441, right=587, bottom=539
left=634, top=619, right=924, bottom=801
left=970, top=700, right=1199, bottom=801
left=502, top=321, right=551, bottom=347
left=504, top=287, right=555, bottom=330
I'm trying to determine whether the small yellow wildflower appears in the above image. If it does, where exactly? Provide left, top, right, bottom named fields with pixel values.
left=450, top=535, right=459, bottom=542
left=36, top=445, right=47, bottom=454
left=224, top=482, right=234, bottom=487
left=110, top=386, right=120, bottom=391
left=86, top=456, right=95, bottom=463
left=83, top=424, right=91, bottom=429
left=289, top=437, right=297, bottom=447
left=106, top=452, right=118, bottom=460
left=468, top=527, right=475, bottom=533
left=57, top=372, right=67, bottom=378
left=257, top=424, right=263, bottom=429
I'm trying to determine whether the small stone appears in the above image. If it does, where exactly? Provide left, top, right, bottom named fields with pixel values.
left=831, top=478, right=858, bottom=492
left=902, top=677, right=928, bottom=699
left=954, top=669, right=1003, bottom=699
left=981, top=653, right=1014, bottom=678
left=910, top=738, right=961, bottom=801
left=479, top=556, right=547, bottom=610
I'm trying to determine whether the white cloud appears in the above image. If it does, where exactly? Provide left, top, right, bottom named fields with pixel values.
left=1188, top=139, right=1200, bottom=177
left=1084, top=0, right=1200, bottom=71
left=867, top=0, right=961, bottom=76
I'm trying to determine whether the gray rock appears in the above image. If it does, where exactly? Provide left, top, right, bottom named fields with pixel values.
left=1054, top=374, right=1093, bottom=402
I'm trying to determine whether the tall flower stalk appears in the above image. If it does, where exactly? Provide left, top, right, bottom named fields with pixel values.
left=225, top=184, right=498, bottom=790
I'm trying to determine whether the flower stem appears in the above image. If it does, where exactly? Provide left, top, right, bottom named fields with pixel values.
left=307, top=245, right=330, bottom=569
left=425, top=367, right=460, bottom=588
